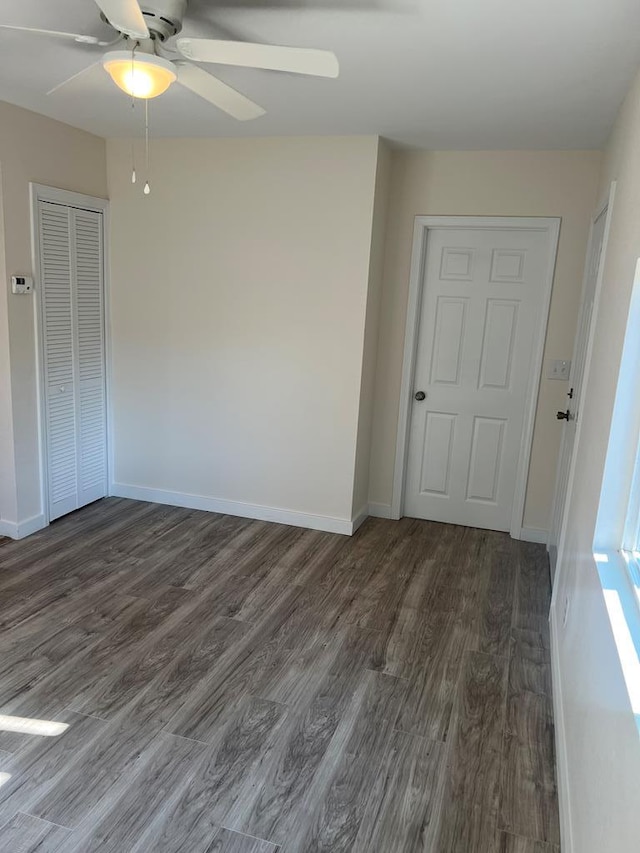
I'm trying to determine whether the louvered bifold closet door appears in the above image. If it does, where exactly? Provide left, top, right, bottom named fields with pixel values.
left=40, top=202, right=78, bottom=521
left=39, top=200, right=107, bottom=522
left=71, top=208, right=107, bottom=507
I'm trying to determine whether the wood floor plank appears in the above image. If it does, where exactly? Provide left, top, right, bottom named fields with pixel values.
left=283, top=671, right=407, bottom=853
left=206, top=828, right=279, bottom=853
left=506, top=689, right=554, bottom=747
left=0, top=589, right=192, bottom=725
left=350, top=729, right=446, bottom=853
left=509, top=630, right=552, bottom=698
left=0, top=811, right=73, bottom=852
left=274, top=528, right=348, bottom=584
left=28, top=715, right=164, bottom=828
left=394, top=608, right=470, bottom=741
left=253, top=630, right=346, bottom=709
left=0, top=498, right=147, bottom=577
left=497, top=830, right=560, bottom=852
left=513, top=544, right=552, bottom=632
left=0, top=712, right=107, bottom=827
left=477, top=542, right=518, bottom=657
left=166, top=585, right=309, bottom=744
left=124, top=512, right=254, bottom=597
left=67, top=733, right=205, bottom=852
left=0, top=583, right=142, bottom=687
left=133, top=696, right=288, bottom=852
left=119, top=617, right=252, bottom=727
left=499, top=731, right=561, bottom=846
left=435, top=651, right=509, bottom=853
left=224, top=672, right=361, bottom=843
left=67, top=586, right=237, bottom=720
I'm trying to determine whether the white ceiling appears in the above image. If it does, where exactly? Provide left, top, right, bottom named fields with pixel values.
left=1, top=0, right=639, bottom=147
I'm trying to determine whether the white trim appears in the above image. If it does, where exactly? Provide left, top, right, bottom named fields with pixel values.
left=0, top=521, right=14, bottom=538
left=391, top=215, right=561, bottom=539
left=351, top=504, right=369, bottom=533
left=30, top=183, right=110, bottom=528
left=111, top=483, right=357, bottom=535
left=550, top=605, right=574, bottom=853
left=0, top=513, right=46, bottom=540
left=368, top=501, right=394, bottom=519
left=551, top=183, right=617, bottom=599
left=519, top=526, right=549, bottom=545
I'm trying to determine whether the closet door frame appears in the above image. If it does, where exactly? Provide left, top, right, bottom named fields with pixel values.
left=30, top=184, right=111, bottom=526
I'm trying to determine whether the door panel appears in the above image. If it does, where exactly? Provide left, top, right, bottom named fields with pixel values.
left=419, top=412, right=456, bottom=496
left=479, top=300, right=519, bottom=390
left=38, top=199, right=107, bottom=522
left=73, top=209, right=107, bottom=506
left=430, top=297, right=467, bottom=385
left=404, top=225, right=552, bottom=531
left=466, top=416, right=506, bottom=503
left=548, top=202, right=609, bottom=575
left=40, top=202, right=77, bottom=521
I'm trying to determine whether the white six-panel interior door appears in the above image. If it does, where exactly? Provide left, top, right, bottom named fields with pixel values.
left=37, top=197, right=107, bottom=522
left=547, top=191, right=613, bottom=576
left=403, top=223, right=556, bottom=532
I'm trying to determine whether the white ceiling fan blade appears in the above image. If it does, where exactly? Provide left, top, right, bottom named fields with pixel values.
left=93, top=0, right=149, bottom=39
left=47, top=62, right=104, bottom=96
left=177, top=63, right=265, bottom=121
left=0, top=24, right=109, bottom=45
left=176, top=39, right=339, bottom=78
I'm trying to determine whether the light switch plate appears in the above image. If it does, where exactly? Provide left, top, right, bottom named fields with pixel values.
left=548, top=359, right=571, bottom=380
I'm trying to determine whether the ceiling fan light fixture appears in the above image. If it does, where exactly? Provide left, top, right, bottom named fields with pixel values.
left=103, top=51, right=176, bottom=99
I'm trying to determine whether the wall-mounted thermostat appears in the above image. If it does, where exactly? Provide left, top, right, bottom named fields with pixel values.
left=11, top=275, right=34, bottom=294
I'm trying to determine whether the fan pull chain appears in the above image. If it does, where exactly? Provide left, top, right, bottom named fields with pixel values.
left=130, top=125, right=137, bottom=184
left=144, top=99, right=151, bottom=195
left=130, top=46, right=137, bottom=184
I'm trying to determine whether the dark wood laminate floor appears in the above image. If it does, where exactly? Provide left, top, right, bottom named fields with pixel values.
left=0, top=498, right=560, bottom=852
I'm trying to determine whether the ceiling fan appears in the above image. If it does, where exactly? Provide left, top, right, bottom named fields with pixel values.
left=0, top=0, right=339, bottom=121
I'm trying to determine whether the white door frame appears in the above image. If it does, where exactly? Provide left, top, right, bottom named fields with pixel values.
left=550, top=183, right=616, bottom=586
left=391, top=215, right=561, bottom=538
left=30, top=183, right=111, bottom=527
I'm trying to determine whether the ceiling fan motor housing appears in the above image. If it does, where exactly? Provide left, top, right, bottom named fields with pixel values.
left=102, top=0, right=188, bottom=41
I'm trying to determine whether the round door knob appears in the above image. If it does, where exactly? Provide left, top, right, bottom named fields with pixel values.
left=414, top=391, right=426, bottom=401
left=556, top=409, right=571, bottom=420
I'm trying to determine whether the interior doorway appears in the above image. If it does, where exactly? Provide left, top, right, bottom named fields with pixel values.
left=394, top=216, right=560, bottom=537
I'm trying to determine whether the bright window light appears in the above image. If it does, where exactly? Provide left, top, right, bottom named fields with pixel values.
left=603, top=589, right=640, bottom=720
left=0, top=715, right=69, bottom=737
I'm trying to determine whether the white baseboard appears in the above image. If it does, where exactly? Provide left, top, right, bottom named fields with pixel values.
left=0, top=520, right=15, bottom=538
left=368, top=502, right=394, bottom=519
left=519, top=526, right=549, bottom=544
left=351, top=504, right=369, bottom=533
left=111, top=483, right=356, bottom=536
left=0, top=513, right=47, bottom=540
left=550, top=604, right=574, bottom=852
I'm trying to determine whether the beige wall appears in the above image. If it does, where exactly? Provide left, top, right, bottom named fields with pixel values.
left=368, top=150, right=602, bottom=531
left=107, top=135, right=381, bottom=527
left=351, top=138, right=391, bottom=517
left=0, top=101, right=107, bottom=528
left=551, top=66, right=640, bottom=853
left=0, top=164, right=17, bottom=526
